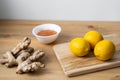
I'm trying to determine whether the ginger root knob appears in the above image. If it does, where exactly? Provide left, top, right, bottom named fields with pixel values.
left=0, top=37, right=45, bottom=74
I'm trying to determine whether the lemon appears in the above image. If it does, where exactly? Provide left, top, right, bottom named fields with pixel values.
left=94, top=40, right=116, bottom=61
left=84, top=31, right=103, bottom=49
left=70, top=38, right=90, bottom=56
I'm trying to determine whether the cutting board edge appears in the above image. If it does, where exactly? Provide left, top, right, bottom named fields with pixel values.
left=65, top=61, right=120, bottom=77
left=53, top=46, right=67, bottom=73
left=53, top=42, right=69, bottom=47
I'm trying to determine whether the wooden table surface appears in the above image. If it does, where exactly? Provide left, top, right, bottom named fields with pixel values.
left=0, top=20, right=120, bottom=80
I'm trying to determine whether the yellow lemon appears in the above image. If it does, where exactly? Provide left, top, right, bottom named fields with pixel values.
left=94, top=40, right=116, bottom=61
left=84, top=31, right=103, bottom=49
left=70, top=38, right=90, bottom=56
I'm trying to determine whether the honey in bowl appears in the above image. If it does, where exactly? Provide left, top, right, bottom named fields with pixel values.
left=37, top=30, right=57, bottom=36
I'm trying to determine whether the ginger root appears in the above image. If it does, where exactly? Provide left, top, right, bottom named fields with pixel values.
left=0, top=37, right=32, bottom=67
left=0, top=51, right=17, bottom=67
left=12, top=37, right=31, bottom=55
left=16, top=50, right=45, bottom=74
left=16, top=47, right=34, bottom=64
left=0, top=37, right=45, bottom=74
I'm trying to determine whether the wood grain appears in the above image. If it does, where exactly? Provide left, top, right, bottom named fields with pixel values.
left=0, top=20, right=120, bottom=80
left=53, top=34, right=120, bottom=76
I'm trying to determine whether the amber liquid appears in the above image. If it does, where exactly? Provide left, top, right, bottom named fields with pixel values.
left=37, top=30, right=57, bottom=36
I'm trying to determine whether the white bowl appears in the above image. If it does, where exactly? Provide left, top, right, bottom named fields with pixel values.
left=32, top=24, right=61, bottom=44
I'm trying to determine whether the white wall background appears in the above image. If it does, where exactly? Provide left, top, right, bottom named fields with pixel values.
left=0, top=0, right=120, bottom=21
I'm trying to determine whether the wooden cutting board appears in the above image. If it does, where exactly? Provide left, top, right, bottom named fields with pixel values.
left=53, top=34, right=120, bottom=77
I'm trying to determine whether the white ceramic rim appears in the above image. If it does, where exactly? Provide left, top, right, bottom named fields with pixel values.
left=32, top=23, right=61, bottom=38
